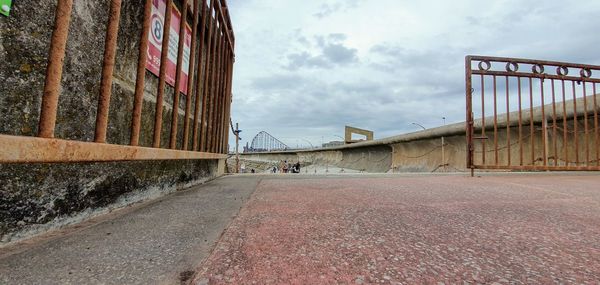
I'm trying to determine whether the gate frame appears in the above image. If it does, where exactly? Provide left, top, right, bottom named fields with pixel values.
left=466, top=55, right=600, bottom=175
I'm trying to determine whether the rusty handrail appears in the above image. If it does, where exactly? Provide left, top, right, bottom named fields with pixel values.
left=4, top=0, right=236, bottom=164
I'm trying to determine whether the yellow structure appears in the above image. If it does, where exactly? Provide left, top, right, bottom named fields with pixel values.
left=344, top=126, right=374, bottom=144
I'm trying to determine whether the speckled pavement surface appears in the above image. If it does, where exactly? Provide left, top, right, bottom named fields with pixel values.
left=193, top=174, right=600, bottom=284
left=0, top=176, right=260, bottom=285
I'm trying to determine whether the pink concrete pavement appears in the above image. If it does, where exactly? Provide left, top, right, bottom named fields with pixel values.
left=193, top=174, right=600, bottom=284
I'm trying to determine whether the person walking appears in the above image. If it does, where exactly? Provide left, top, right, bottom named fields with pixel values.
left=278, top=160, right=285, bottom=173
left=294, top=161, right=301, bottom=173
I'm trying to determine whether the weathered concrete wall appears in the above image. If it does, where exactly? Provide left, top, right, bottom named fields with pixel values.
left=0, top=1, right=222, bottom=243
left=240, top=96, right=600, bottom=173
left=0, top=159, right=219, bottom=243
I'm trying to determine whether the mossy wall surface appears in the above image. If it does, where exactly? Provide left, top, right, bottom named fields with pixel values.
left=0, top=0, right=220, bottom=242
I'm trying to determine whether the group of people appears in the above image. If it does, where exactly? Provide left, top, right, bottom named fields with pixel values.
left=272, top=160, right=301, bottom=174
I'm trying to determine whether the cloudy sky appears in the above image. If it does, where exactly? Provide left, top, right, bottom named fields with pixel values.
left=225, top=0, right=600, bottom=149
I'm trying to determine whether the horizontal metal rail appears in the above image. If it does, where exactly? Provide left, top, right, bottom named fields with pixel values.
left=0, top=135, right=226, bottom=163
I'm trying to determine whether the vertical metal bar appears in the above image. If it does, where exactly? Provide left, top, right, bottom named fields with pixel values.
left=215, top=40, right=226, bottom=153
left=493, top=75, right=498, bottom=166
left=540, top=77, right=547, bottom=166
left=572, top=81, right=579, bottom=165
left=551, top=79, right=558, bottom=166
left=130, top=0, right=153, bottom=146
left=192, top=0, right=209, bottom=151
left=152, top=0, right=174, bottom=148
left=203, top=21, right=217, bottom=152
left=221, top=44, right=232, bottom=153
left=218, top=37, right=228, bottom=153
left=210, top=32, right=222, bottom=153
left=169, top=0, right=189, bottom=149
left=480, top=74, right=486, bottom=165
left=94, top=0, right=122, bottom=143
left=208, top=31, right=223, bottom=153
left=222, top=50, right=234, bottom=154
left=594, top=83, right=599, bottom=166
left=182, top=0, right=199, bottom=150
left=222, top=51, right=234, bottom=153
left=199, top=5, right=216, bottom=151
left=39, top=0, right=74, bottom=138
left=529, top=77, right=535, bottom=165
left=235, top=122, right=240, bottom=171
left=582, top=82, right=589, bottom=166
left=505, top=76, right=511, bottom=166
left=209, top=34, right=221, bottom=153
left=562, top=80, right=568, bottom=166
left=208, top=29, right=223, bottom=153
left=518, top=77, right=523, bottom=166
left=465, top=56, right=473, bottom=172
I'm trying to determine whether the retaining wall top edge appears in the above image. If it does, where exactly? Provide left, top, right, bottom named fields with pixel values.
left=241, top=94, right=599, bottom=155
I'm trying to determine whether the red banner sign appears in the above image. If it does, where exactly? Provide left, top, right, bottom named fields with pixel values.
left=146, top=0, right=192, bottom=95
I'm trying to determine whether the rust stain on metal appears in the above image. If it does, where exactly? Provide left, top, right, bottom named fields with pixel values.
left=192, top=0, right=209, bottom=151
left=95, top=0, right=122, bottom=143
left=199, top=5, right=217, bottom=152
left=130, top=0, right=153, bottom=146
left=0, top=135, right=226, bottom=163
left=153, top=0, right=174, bottom=148
left=130, top=0, right=152, bottom=146
left=466, top=56, right=600, bottom=173
left=6, top=0, right=235, bottom=161
left=183, top=0, right=200, bottom=151
left=38, top=0, right=74, bottom=138
left=169, top=0, right=189, bottom=149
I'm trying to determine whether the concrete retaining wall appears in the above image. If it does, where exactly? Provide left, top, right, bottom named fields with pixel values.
left=240, top=95, right=600, bottom=174
left=0, top=0, right=223, bottom=243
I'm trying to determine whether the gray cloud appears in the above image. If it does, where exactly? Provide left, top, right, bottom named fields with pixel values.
left=286, top=34, right=357, bottom=70
left=322, top=43, right=357, bottom=64
left=286, top=52, right=332, bottom=70
left=313, top=0, right=361, bottom=19
left=226, top=0, right=600, bottom=148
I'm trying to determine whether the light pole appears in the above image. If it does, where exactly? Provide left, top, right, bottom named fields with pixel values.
left=441, top=117, right=446, bottom=172
left=233, top=122, right=242, bottom=173
left=299, top=138, right=314, bottom=149
left=411, top=122, right=426, bottom=130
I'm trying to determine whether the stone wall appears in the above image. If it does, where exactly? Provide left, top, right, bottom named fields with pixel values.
left=0, top=0, right=223, bottom=243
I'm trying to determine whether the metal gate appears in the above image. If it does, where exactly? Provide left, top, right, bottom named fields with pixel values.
left=466, top=56, right=600, bottom=172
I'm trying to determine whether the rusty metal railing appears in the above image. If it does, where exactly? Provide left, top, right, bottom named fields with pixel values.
left=0, top=0, right=235, bottom=163
left=466, top=56, right=600, bottom=174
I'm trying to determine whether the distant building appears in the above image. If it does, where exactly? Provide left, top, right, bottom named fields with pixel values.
left=322, top=141, right=345, bottom=148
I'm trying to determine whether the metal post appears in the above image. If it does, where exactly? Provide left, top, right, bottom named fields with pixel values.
left=152, top=0, right=174, bottom=148
left=39, top=0, right=74, bottom=138
left=465, top=56, right=473, bottom=177
left=442, top=116, right=446, bottom=172
left=199, top=1, right=216, bottom=151
left=169, top=0, right=189, bottom=149
left=235, top=123, right=240, bottom=173
left=192, top=0, right=208, bottom=151
left=182, top=0, right=200, bottom=150
left=95, top=0, right=122, bottom=143
left=130, top=0, right=153, bottom=146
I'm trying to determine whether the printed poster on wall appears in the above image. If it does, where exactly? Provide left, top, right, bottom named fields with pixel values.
left=146, top=0, right=192, bottom=95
